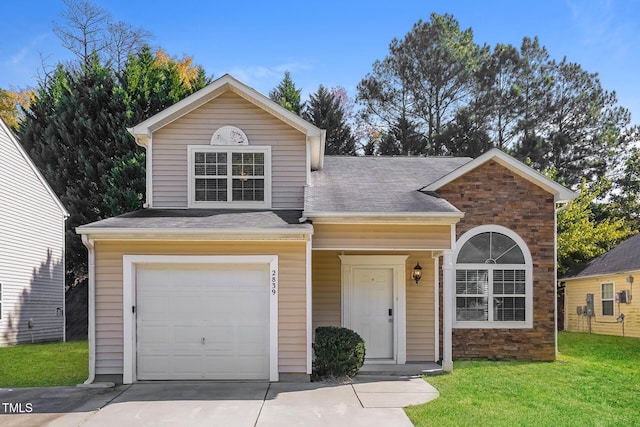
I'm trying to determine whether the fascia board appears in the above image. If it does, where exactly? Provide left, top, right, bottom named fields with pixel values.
left=303, top=211, right=463, bottom=225
left=76, top=225, right=313, bottom=240
left=562, top=269, right=640, bottom=282
left=423, top=148, right=577, bottom=203
left=128, top=74, right=322, bottom=139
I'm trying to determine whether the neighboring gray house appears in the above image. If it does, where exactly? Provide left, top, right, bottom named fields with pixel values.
left=0, top=117, right=68, bottom=345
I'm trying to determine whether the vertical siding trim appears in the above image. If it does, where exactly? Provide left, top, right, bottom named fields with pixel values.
left=442, top=251, right=454, bottom=372
left=434, top=256, right=440, bottom=362
left=62, top=212, right=67, bottom=342
left=147, top=139, right=153, bottom=207
left=554, top=205, right=559, bottom=354
left=82, top=236, right=96, bottom=384
left=306, top=237, right=312, bottom=374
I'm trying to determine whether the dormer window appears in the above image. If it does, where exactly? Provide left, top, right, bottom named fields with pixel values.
left=188, top=146, right=271, bottom=208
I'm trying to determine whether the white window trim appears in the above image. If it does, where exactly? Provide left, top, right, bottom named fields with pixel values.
left=122, top=255, right=279, bottom=384
left=453, top=225, right=533, bottom=329
left=187, top=145, right=272, bottom=209
left=601, top=282, right=615, bottom=316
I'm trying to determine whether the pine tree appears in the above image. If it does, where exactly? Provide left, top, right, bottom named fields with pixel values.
left=20, top=58, right=131, bottom=280
left=303, top=85, right=356, bottom=155
left=269, top=71, right=302, bottom=114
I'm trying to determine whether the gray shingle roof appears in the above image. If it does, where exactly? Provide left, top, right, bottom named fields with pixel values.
left=565, top=232, right=640, bottom=278
left=78, top=209, right=308, bottom=231
left=305, top=156, right=472, bottom=214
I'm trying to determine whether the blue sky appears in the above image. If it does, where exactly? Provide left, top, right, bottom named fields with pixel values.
left=1, top=1, right=639, bottom=125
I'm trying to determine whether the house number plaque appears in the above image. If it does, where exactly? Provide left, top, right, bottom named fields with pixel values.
left=271, top=269, right=277, bottom=295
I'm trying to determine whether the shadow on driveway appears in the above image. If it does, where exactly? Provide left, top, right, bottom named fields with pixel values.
left=0, top=377, right=433, bottom=426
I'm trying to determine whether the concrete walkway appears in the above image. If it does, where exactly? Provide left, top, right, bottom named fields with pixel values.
left=0, top=376, right=439, bottom=426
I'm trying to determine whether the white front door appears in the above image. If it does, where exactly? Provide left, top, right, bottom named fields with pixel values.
left=351, top=267, right=394, bottom=359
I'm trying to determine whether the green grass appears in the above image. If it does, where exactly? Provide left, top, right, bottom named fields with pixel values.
left=406, top=332, right=640, bottom=427
left=0, top=340, right=88, bottom=387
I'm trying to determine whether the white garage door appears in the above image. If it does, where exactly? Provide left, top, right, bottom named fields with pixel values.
left=136, top=263, right=270, bottom=380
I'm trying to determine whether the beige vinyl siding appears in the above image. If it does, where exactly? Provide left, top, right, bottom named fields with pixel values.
left=0, top=125, right=65, bottom=346
left=312, top=224, right=451, bottom=250
left=312, top=250, right=436, bottom=362
left=311, top=251, right=342, bottom=330
left=152, top=91, right=307, bottom=209
left=405, top=253, right=436, bottom=361
left=564, top=273, right=640, bottom=338
left=93, top=240, right=307, bottom=375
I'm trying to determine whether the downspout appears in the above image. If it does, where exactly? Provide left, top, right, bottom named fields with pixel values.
left=306, top=234, right=313, bottom=376
left=81, top=235, right=96, bottom=385
left=554, top=201, right=569, bottom=355
left=442, top=223, right=457, bottom=372
left=553, top=202, right=569, bottom=355
left=62, top=213, right=68, bottom=343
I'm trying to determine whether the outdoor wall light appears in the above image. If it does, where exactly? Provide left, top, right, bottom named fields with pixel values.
left=412, top=262, right=423, bottom=285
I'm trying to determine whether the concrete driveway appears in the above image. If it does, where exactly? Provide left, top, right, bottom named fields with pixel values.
left=0, top=376, right=438, bottom=426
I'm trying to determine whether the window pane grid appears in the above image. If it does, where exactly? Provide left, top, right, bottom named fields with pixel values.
left=193, top=149, right=266, bottom=204
left=455, top=230, right=529, bottom=325
left=195, top=178, right=227, bottom=202
left=494, top=296, right=526, bottom=321
left=232, top=178, right=265, bottom=201
left=601, top=283, right=614, bottom=316
left=456, top=269, right=489, bottom=321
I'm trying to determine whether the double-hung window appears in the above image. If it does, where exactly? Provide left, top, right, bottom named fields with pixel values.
left=601, top=283, right=614, bottom=316
left=454, top=226, right=533, bottom=328
left=188, top=146, right=271, bottom=208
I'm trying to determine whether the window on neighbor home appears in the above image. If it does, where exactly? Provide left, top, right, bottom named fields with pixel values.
left=601, top=283, right=614, bottom=316
left=188, top=146, right=271, bottom=208
left=455, top=227, right=532, bottom=328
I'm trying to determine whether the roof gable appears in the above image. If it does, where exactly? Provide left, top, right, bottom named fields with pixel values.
left=128, top=74, right=326, bottom=169
left=0, top=118, right=68, bottom=217
left=423, top=148, right=576, bottom=203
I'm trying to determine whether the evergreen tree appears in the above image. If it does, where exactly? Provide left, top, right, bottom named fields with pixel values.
left=357, top=13, right=480, bottom=155
left=19, top=58, right=131, bottom=281
left=269, top=71, right=302, bottom=115
left=18, top=49, right=210, bottom=283
left=303, top=85, right=356, bottom=155
left=437, top=107, right=492, bottom=157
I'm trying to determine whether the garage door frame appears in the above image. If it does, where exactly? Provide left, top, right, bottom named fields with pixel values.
left=122, top=255, right=279, bottom=384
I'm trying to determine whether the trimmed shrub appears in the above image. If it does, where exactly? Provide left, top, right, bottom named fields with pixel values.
left=312, top=326, right=365, bottom=380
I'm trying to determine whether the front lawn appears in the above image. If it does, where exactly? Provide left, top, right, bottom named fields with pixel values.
left=406, top=332, right=640, bottom=426
left=0, top=340, right=88, bottom=387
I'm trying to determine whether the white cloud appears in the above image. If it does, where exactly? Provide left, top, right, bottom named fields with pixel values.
left=222, top=62, right=314, bottom=94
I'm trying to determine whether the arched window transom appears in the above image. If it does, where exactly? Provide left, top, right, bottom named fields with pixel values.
left=454, top=227, right=533, bottom=328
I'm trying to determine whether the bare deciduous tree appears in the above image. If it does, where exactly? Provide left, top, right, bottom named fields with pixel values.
left=52, top=0, right=152, bottom=71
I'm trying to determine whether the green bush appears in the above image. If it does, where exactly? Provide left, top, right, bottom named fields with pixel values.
left=312, top=326, right=365, bottom=380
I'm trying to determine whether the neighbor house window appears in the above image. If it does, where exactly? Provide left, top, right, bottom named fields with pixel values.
left=601, top=283, right=614, bottom=316
left=188, top=146, right=271, bottom=208
left=454, top=226, right=533, bottom=328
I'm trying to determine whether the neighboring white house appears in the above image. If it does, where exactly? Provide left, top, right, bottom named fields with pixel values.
left=0, top=117, right=68, bottom=345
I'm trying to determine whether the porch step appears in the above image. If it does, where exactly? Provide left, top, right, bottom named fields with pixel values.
left=357, top=363, right=444, bottom=377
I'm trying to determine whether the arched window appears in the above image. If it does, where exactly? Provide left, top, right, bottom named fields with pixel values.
left=454, top=225, right=533, bottom=328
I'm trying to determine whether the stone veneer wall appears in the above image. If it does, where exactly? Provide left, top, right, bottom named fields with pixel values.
left=438, top=159, right=557, bottom=361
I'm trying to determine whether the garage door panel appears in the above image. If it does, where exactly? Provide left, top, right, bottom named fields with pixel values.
left=136, top=263, right=270, bottom=380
